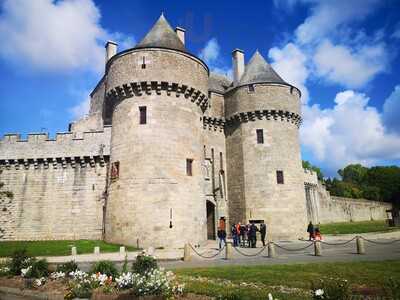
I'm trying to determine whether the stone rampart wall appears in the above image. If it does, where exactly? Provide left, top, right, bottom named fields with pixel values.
left=0, top=127, right=111, bottom=160
left=318, top=194, right=391, bottom=224
left=0, top=158, right=108, bottom=241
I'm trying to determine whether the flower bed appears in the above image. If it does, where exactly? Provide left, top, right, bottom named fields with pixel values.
left=0, top=249, right=190, bottom=300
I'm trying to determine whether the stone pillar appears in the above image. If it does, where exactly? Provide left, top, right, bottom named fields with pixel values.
left=225, top=242, right=233, bottom=260
left=94, top=246, right=100, bottom=255
left=314, top=241, right=322, bottom=256
left=356, top=237, right=365, bottom=254
left=175, top=27, right=185, bottom=45
left=105, top=41, right=118, bottom=65
left=183, top=243, right=191, bottom=261
left=71, top=247, right=77, bottom=256
left=268, top=242, right=276, bottom=258
left=119, top=246, right=126, bottom=254
left=232, top=49, right=244, bottom=85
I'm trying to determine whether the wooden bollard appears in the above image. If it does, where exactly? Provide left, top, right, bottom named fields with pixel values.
left=94, top=246, right=100, bottom=255
left=314, top=241, right=322, bottom=256
left=225, top=242, right=233, bottom=260
left=71, top=246, right=77, bottom=256
left=183, top=243, right=191, bottom=261
left=356, top=237, right=365, bottom=254
left=268, top=242, right=276, bottom=258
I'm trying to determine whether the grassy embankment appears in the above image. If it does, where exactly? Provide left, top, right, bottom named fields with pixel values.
left=0, top=240, right=139, bottom=257
left=175, top=260, right=400, bottom=299
left=319, top=220, right=400, bottom=235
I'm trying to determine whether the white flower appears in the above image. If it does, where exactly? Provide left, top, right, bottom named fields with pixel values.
left=315, top=289, right=324, bottom=296
left=34, top=277, right=46, bottom=287
left=50, top=271, right=65, bottom=280
left=21, top=266, right=32, bottom=277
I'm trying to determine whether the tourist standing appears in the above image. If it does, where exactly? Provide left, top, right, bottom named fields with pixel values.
left=231, top=224, right=238, bottom=247
left=249, top=223, right=259, bottom=248
left=217, top=228, right=227, bottom=249
left=307, top=221, right=315, bottom=241
left=260, top=222, right=267, bottom=246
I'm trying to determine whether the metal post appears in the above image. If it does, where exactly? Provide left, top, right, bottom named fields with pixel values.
left=183, top=243, right=191, bottom=261
left=314, top=241, right=322, bottom=256
left=356, top=236, right=365, bottom=254
left=268, top=242, right=276, bottom=258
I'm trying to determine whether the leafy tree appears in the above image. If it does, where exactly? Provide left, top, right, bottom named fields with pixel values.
left=302, top=160, right=324, bottom=181
left=338, top=164, right=368, bottom=185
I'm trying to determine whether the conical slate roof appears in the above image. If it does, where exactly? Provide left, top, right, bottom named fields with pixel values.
left=209, top=72, right=231, bottom=93
left=239, top=51, right=287, bottom=85
left=135, top=14, right=186, bottom=52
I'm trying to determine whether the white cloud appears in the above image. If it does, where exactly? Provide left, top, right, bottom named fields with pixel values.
left=199, top=38, right=220, bottom=64
left=0, top=0, right=134, bottom=74
left=392, top=23, right=400, bottom=39
left=268, top=43, right=309, bottom=103
left=198, top=38, right=231, bottom=77
left=69, top=94, right=90, bottom=120
left=313, top=39, right=388, bottom=88
left=383, top=85, right=400, bottom=134
left=300, top=89, right=400, bottom=175
left=295, top=0, right=380, bottom=44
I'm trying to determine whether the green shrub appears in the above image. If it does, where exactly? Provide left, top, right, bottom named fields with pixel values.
left=311, top=278, right=351, bottom=300
left=384, top=277, right=400, bottom=299
left=0, top=260, right=11, bottom=276
left=56, top=260, right=78, bottom=274
left=90, top=260, right=118, bottom=278
left=9, top=249, right=30, bottom=275
left=132, top=253, right=157, bottom=275
left=22, top=258, right=49, bottom=278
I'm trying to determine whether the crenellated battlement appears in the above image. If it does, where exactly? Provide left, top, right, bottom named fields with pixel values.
left=303, top=168, right=318, bottom=186
left=0, top=155, right=109, bottom=170
left=106, top=81, right=209, bottom=109
left=202, top=116, right=225, bottom=132
left=225, top=110, right=302, bottom=127
left=0, top=126, right=111, bottom=160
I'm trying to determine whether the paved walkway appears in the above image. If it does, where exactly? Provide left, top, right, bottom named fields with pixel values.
left=39, top=231, right=400, bottom=271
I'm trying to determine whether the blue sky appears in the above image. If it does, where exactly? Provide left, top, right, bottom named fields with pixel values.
left=0, top=0, right=399, bottom=177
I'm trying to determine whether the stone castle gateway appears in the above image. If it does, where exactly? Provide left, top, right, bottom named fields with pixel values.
left=0, top=15, right=391, bottom=248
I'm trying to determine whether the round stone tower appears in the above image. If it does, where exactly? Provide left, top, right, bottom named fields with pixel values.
left=103, top=15, right=209, bottom=248
left=225, top=50, right=307, bottom=240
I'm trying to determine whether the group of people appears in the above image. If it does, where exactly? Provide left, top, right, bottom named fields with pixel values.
left=307, top=221, right=322, bottom=241
left=216, top=219, right=267, bottom=249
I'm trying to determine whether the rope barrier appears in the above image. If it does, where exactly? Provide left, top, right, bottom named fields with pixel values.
left=359, top=236, right=400, bottom=245
left=271, top=241, right=314, bottom=251
left=232, top=245, right=267, bottom=257
left=189, top=243, right=225, bottom=259
left=320, top=236, right=357, bottom=246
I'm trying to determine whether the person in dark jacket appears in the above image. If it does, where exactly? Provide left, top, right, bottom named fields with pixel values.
left=307, top=221, right=315, bottom=241
left=217, top=228, right=227, bottom=249
left=239, top=224, right=246, bottom=247
left=259, top=222, right=267, bottom=246
left=248, top=223, right=259, bottom=248
left=231, top=224, right=238, bottom=247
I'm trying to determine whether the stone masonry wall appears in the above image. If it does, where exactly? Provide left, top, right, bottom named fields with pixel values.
left=0, top=162, right=107, bottom=240
left=0, top=128, right=111, bottom=241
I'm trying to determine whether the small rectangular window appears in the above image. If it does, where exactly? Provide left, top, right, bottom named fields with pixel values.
left=111, top=161, right=120, bottom=180
left=141, top=56, right=146, bottom=69
left=139, top=106, right=147, bottom=124
left=186, top=159, right=193, bottom=176
left=256, top=129, right=264, bottom=144
left=248, top=84, right=255, bottom=93
left=277, top=170, right=284, bottom=184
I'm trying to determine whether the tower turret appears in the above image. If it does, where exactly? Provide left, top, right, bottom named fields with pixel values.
left=104, top=14, right=209, bottom=248
left=225, top=51, right=306, bottom=240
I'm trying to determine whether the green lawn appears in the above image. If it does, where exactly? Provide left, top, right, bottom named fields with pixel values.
left=0, top=240, right=139, bottom=257
left=175, top=261, right=400, bottom=299
left=319, top=220, right=399, bottom=235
